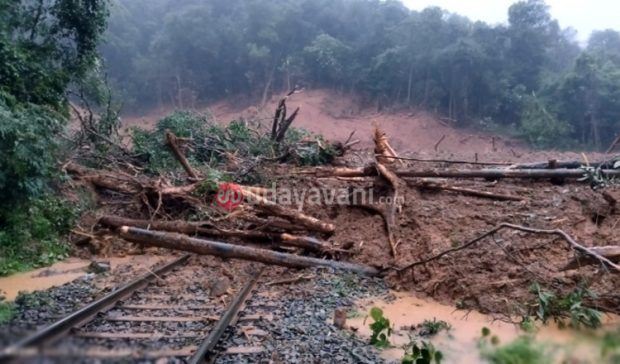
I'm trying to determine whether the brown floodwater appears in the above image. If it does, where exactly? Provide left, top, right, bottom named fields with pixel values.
left=347, top=292, right=619, bottom=364
left=0, top=255, right=165, bottom=301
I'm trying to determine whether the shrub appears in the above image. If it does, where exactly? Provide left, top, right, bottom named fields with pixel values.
left=0, top=102, right=63, bottom=208
left=369, top=307, right=392, bottom=348
left=0, top=195, right=77, bottom=276
left=519, top=95, right=571, bottom=149
left=402, top=340, right=444, bottom=364
left=479, top=328, right=550, bottom=364
left=528, top=283, right=602, bottom=330
left=131, top=111, right=337, bottom=176
left=418, top=318, right=452, bottom=337
left=0, top=299, right=15, bottom=324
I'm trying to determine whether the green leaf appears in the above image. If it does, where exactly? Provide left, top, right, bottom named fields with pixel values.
left=370, top=307, right=384, bottom=321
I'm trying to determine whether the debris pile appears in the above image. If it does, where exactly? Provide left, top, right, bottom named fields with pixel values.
left=67, top=92, right=620, bottom=318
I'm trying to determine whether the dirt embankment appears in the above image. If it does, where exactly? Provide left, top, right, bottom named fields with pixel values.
left=121, top=89, right=528, bottom=158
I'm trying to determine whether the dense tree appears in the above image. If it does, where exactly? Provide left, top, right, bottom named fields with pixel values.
left=0, top=0, right=109, bottom=274
left=100, top=0, right=620, bottom=149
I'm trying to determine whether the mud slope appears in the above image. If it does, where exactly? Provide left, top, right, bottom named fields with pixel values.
left=122, top=89, right=527, bottom=158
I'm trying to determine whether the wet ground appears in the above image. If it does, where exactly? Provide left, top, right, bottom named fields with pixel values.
left=348, top=291, right=620, bottom=363
left=2, top=254, right=618, bottom=363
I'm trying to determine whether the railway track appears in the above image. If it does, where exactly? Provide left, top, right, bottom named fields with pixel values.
left=0, top=254, right=269, bottom=363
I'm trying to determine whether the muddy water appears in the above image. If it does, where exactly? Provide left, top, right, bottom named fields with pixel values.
left=0, top=255, right=165, bottom=301
left=0, top=258, right=90, bottom=301
left=348, top=292, right=619, bottom=363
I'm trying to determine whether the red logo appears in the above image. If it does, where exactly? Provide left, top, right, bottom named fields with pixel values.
left=216, top=183, right=243, bottom=210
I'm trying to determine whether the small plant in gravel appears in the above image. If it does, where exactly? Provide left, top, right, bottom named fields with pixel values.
left=369, top=307, right=392, bottom=348
left=418, top=318, right=452, bottom=337
left=0, top=298, right=15, bottom=324
left=402, top=339, right=444, bottom=364
left=14, top=290, right=55, bottom=309
left=527, top=283, right=602, bottom=329
left=479, top=327, right=549, bottom=364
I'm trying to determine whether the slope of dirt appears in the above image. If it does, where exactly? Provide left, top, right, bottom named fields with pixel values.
left=122, top=89, right=526, bottom=158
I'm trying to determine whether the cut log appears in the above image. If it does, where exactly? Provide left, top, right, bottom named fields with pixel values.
left=297, top=166, right=620, bottom=180
left=242, top=190, right=335, bottom=234
left=98, top=216, right=329, bottom=252
left=413, top=180, right=524, bottom=201
left=508, top=158, right=620, bottom=170
left=118, top=227, right=379, bottom=275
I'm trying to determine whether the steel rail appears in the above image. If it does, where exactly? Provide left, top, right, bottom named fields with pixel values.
left=1, top=254, right=191, bottom=359
left=187, top=267, right=264, bottom=364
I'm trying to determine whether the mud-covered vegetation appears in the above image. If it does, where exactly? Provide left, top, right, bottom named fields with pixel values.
left=102, top=0, right=620, bottom=149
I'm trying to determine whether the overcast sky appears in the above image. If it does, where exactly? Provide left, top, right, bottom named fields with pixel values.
left=401, top=0, right=619, bottom=42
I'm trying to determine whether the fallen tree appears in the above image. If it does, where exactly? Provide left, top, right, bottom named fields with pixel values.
left=411, top=180, right=525, bottom=201
left=118, top=226, right=379, bottom=275
left=297, top=166, right=620, bottom=180
left=98, top=215, right=330, bottom=252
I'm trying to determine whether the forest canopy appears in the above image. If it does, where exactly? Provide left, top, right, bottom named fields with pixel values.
left=101, top=0, right=620, bottom=150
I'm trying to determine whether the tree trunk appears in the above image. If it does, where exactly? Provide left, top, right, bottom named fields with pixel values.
left=407, top=62, right=414, bottom=106
left=119, top=227, right=379, bottom=275
left=260, top=65, right=276, bottom=109
left=99, top=216, right=329, bottom=252
left=591, top=113, right=601, bottom=151
left=295, top=166, right=620, bottom=180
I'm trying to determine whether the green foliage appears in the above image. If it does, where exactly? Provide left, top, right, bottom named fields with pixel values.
left=0, top=299, right=15, bottom=324
left=479, top=327, right=549, bottom=364
left=369, top=307, right=392, bottom=348
left=0, top=0, right=109, bottom=110
left=0, top=0, right=109, bottom=275
left=283, top=128, right=338, bottom=166
left=402, top=340, right=444, bottom=364
left=481, top=335, right=550, bottom=364
left=418, top=318, right=452, bottom=337
left=519, top=94, right=571, bottom=149
left=528, top=283, right=602, bottom=330
left=15, top=290, right=55, bottom=309
left=0, top=195, right=78, bottom=276
left=601, top=328, right=620, bottom=362
left=0, top=102, right=63, bottom=207
left=101, top=0, right=620, bottom=149
left=132, top=111, right=336, bottom=177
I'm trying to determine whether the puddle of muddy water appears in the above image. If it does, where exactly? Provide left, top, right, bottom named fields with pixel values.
left=347, top=292, right=619, bottom=363
left=0, top=255, right=166, bottom=301
left=0, top=258, right=90, bottom=301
